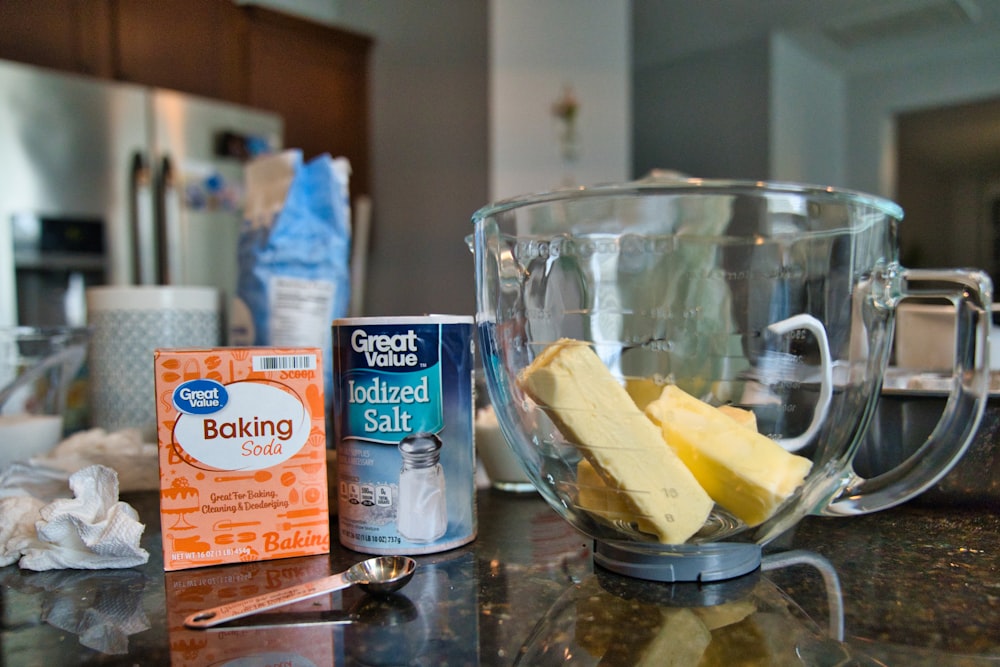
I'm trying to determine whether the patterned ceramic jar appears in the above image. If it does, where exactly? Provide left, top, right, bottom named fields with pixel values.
left=86, top=286, right=219, bottom=440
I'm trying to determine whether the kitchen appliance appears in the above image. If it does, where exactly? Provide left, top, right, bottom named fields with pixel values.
left=470, top=179, right=992, bottom=582
left=860, top=372, right=1000, bottom=508
left=858, top=302, right=1000, bottom=507
left=0, top=58, right=283, bottom=329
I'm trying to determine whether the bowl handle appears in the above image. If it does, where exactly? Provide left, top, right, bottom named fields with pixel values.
left=769, top=314, right=833, bottom=453
left=823, top=268, right=993, bottom=515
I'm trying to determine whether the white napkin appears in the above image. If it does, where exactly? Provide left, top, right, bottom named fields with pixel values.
left=0, top=495, right=45, bottom=566
left=0, top=463, right=149, bottom=570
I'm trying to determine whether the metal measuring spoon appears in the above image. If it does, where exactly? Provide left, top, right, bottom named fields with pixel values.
left=184, top=555, right=417, bottom=629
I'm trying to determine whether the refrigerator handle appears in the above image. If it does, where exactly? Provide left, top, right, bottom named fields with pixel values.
left=130, top=152, right=156, bottom=284
left=155, top=154, right=183, bottom=285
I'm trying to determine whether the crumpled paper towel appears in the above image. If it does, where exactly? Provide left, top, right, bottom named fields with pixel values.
left=0, top=463, right=149, bottom=570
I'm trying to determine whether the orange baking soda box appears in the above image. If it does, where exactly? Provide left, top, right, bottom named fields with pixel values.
left=154, top=347, right=330, bottom=571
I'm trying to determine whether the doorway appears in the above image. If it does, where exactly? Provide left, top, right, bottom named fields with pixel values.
left=895, top=97, right=1000, bottom=282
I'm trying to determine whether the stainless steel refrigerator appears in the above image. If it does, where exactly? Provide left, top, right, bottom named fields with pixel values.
left=0, top=58, right=283, bottom=328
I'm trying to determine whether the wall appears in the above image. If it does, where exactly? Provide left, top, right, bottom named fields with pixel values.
left=322, top=0, right=1000, bottom=303
left=844, top=42, right=1000, bottom=198
left=489, top=0, right=631, bottom=200
left=633, top=15, right=1000, bottom=200
left=632, top=38, right=770, bottom=180
left=633, top=20, right=1000, bottom=277
left=326, top=1, right=489, bottom=317
left=238, top=0, right=340, bottom=25
left=838, top=41, right=1000, bottom=275
left=770, top=34, right=846, bottom=187
left=259, top=0, right=1000, bottom=301
left=258, top=0, right=630, bottom=317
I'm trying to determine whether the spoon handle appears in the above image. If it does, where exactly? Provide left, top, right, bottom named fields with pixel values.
left=185, top=572, right=352, bottom=629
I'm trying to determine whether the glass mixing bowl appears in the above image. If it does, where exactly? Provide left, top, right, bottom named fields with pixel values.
left=470, top=179, right=992, bottom=581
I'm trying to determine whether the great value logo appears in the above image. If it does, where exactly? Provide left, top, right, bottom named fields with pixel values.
left=350, top=328, right=420, bottom=367
left=173, top=379, right=228, bottom=414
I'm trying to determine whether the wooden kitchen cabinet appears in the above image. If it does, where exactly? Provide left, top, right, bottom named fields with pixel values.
left=242, top=7, right=371, bottom=197
left=0, top=0, right=112, bottom=77
left=0, top=0, right=372, bottom=197
left=109, top=0, right=246, bottom=103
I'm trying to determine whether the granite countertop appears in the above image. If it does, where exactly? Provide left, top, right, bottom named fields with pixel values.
left=1, top=489, right=997, bottom=665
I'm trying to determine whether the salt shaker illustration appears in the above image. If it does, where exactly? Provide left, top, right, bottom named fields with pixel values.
left=397, top=432, right=447, bottom=542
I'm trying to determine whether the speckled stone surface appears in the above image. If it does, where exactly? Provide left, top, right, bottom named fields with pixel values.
left=0, top=489, right=997, bottom=665
left=771, top=506, right=1000, bottom=664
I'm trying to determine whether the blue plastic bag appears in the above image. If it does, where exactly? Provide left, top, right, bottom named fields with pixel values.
left=232, top=150, right=351, bottom=405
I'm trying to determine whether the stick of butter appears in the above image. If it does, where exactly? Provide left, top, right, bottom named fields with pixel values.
left=518, top=339, right=713, bottom=544
left=576, top=458, right=665, bottom=536
left=576, top=404, right=757, bottom=533
left=645, top=385, right=812, bottom=527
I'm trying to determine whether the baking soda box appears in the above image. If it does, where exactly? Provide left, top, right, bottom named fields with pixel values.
left=154, top=347, right=330, bottom=571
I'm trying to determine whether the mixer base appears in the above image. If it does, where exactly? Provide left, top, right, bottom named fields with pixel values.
left=593, top=540, right=762, bottom=582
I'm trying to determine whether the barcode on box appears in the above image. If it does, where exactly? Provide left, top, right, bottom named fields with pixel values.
left=252, top=354, right=317, bottom=372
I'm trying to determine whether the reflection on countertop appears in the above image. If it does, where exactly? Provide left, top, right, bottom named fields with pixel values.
left=771, top=503, right=1000, bottom=664
left=0, top=488, right=997, bottom=665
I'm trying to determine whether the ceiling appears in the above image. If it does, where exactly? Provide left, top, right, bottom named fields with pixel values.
left=633, top=0, right=1000, bottom=177
left=633, top=0, right=1000, bottom=72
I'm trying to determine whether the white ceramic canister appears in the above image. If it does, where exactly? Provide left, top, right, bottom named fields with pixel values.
left=86, top=286, right=220, bottom=440
left=332, top=315, right=476, bottom=554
